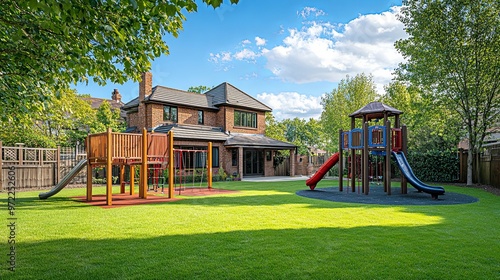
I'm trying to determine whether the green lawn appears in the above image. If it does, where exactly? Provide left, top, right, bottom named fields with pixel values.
left=1, top=180, right=499, bottom=279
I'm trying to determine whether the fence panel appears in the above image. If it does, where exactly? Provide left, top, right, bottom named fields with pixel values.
left=1, top=143, right=88, bottom=189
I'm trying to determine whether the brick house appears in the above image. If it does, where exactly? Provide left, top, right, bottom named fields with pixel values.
left=122, top=72, right=296, bottom=178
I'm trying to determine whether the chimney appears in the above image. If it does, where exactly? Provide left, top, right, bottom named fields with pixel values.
left=111, top=89, right=122, bottom=102
left=137, top=72, right=152, bottom=131
left=139, top=72, right=152, bottom=102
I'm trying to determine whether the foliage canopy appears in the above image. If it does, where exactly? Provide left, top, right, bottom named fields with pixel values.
left=395, top=0, right=500, bottom=185
left=0, top=0, right=238, bottom=121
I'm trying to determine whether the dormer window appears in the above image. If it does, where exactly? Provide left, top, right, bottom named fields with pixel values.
left=163, top=105, right=178, bottom=122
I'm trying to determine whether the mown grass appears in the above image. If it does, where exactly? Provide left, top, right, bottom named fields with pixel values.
left=1, top=179, right=499, bottom=279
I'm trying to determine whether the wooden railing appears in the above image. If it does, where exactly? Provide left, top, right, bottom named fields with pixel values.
left=87, top=130, right=169, bottom=165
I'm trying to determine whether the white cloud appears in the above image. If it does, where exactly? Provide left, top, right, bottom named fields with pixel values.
left=208, top=51, right=232, bottom=63
left=255, top=36, right=266, bottom=46
left=298, top=7, right=326, bottom=19
left=234, top=49, right=259, bottom=61
left=257, top=92, right=324, bottom=120
left=208, top=5, right=408, bottom=120
left=263, top=6, right=406, bottom=94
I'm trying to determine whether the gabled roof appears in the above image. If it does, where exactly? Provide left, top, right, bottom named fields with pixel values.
left=147, top=86, right=218, bottom=109
left=205, top=82, right=272, bottom=112
left=122, top=97, right=140, bottom=110
left=122, top=86, right=218, bottom=110
left=121, top=82, right=272, bottom=112
left=349, top=101, right=403, bottom=120
left=225, top=133, right=296, bottom=149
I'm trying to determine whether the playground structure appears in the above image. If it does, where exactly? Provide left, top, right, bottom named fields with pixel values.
left=306, top=102, right=445, bottom=199
left=338, top=102, right=406, bottom=196
left=40, top=128, right=213, bottom=205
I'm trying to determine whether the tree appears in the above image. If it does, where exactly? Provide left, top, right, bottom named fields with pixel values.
left=91, top=101, right=126, bottom=134
left=188, top=85, right=214, bottom=94
left=381, top=82, right=462, bottom=152
left=0, top=0, right=239, bottom=121
left=320, top=73, right=378, bottom=151
left=0, top=89, right=95, bottom=147
left=282, top=118, right=324, bottom=156
left=265, top=112, right=287, bottom=142
left=395, top=0, right=500, bottom=186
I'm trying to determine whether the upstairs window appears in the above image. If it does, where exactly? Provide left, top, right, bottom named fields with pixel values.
left=234, top=110, right=257, bottom=128
left=198, top=110, right=204, bottom=125
left=163, top=106, right=178, bottom=122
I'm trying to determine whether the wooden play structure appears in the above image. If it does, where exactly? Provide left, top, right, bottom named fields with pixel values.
left=338, top=102, right=408, bottom=195
left=86, top=128, right=213, bottom=206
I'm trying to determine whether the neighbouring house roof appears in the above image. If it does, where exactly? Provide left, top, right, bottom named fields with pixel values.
left=82, top=97, right=127, bottom=119
left=152, top=124, right=229, bottom=141
left=458, top=126, right=500, bottom=150
left=206, top=82, right=272, bottom=112
left=121, top=82, right=272, bottom=112
left=224, top=133, right=296, bottom=150
left=83, top=97, right=124, bottom=111
left=349, top=101, right=403, bottom=120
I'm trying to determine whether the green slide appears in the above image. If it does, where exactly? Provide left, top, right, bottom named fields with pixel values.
left=39, top=159, right=87, bottom=199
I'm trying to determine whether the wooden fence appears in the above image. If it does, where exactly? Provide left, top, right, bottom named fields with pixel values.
left=1, top=142, right=87, bottom=190
left=459, top=143, right=500, bottom=188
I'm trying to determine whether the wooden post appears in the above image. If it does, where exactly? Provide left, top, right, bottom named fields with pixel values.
left=56, top=146, right=61, bottom=185
left=106, top=128, right=113, bottom=206
left=120, top=165, right=125, bottom=193
left=140, top=128, right=148, bottom=198
left=130, top=165, right=135, bottom=195
left=208, top=142, right=213, bottom=189
left=385, top=120, right=391, bottom=195
left=168, top=131, right=174, bottom=198
left=86, top=136, right=93, bottom=201
left=401, top=125, right=408, bottom=194
left=350, top=117, right=356, bottom=192
left=363, top=121, right=369, bottom=195
left=338, top=130, right=343, bottom=192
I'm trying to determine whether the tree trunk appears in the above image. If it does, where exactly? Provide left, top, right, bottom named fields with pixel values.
left=467, top=148, right=473, bottom=186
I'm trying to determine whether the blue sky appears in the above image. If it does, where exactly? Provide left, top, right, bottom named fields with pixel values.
left=74, top=0, right=405, bottom=120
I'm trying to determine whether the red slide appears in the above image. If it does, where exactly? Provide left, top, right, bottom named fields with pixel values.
left=305, top=152, right=340, bottom=190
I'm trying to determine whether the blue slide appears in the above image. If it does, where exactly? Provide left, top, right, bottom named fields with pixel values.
left=39, top=159, right=87, bottom=199
left=392, top=151, right=445, bottom=199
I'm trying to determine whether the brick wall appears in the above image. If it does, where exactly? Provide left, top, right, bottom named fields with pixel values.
left=148, top=103, right=164, bottom=128
left=215, top=107, right=227, bottom=130
left=264, top=151, right=275, bottom=176
left=128, top=112, right=139, bottom=128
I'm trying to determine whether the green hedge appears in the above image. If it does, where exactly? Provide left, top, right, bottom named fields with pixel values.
left=336, top=151, right=459, bottom=183
left=405, top=150, right=459, bottom=182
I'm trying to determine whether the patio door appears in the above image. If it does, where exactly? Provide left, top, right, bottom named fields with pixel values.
left=244, top=149, right=264, bottom=176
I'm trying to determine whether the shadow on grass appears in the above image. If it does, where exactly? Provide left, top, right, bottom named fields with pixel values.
left=6, top=225, right=499, bottom=279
